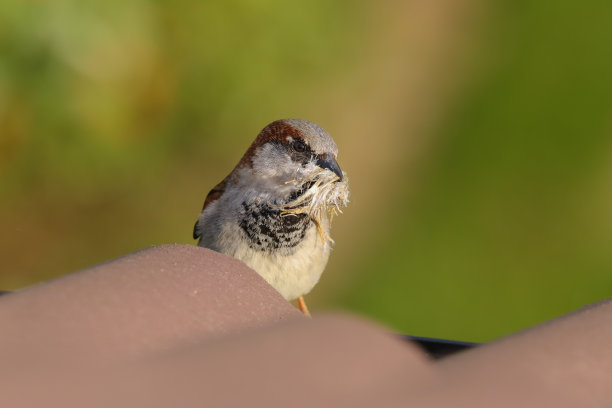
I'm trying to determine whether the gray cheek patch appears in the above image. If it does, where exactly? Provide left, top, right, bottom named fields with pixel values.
left=251, top=143, right=296, bottom=178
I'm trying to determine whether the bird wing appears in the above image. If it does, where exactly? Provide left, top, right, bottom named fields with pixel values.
left=193, top=178, right=228, bottom=240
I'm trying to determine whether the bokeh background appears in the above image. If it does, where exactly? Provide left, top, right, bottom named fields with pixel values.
left=2, top=1, right=612, bottom=342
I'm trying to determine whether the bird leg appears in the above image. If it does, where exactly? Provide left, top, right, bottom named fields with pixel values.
left=297, top=296, right=311, bottom=317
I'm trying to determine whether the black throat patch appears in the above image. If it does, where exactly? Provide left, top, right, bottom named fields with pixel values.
left=239, top=201, right=310, bottom=252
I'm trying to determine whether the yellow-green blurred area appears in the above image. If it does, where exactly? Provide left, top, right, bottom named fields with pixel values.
left=2, top=1, right=612, bottom=342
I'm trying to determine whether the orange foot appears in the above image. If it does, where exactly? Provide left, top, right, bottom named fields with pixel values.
left=297, top=296, right=311, bottom=317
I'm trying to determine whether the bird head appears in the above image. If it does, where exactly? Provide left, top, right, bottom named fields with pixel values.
left=234, top=118, right=342, bottom=182
left=234, top=118, right=349, bottom=228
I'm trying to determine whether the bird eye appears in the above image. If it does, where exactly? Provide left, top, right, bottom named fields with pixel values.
left=293, top=140, right=307, bottom=152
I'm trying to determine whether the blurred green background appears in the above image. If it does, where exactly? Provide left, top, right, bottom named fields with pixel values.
left=2, top=1, right=612, bottom=342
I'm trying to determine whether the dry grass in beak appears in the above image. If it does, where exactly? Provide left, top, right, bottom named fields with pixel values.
left=276, top=165, right=349, bottom=247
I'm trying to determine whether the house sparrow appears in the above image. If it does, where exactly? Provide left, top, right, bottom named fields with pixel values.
left=193, top=119, right=349, bottom=315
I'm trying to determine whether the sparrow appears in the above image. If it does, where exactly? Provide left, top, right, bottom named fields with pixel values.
left=193, top=119, right=349, bottom=315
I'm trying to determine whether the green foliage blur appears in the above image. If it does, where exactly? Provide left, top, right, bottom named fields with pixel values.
left=2, top=1, right=612, bottom=342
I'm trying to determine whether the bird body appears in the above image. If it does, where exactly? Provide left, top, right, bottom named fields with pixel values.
left=194, top=119, right=348, bottom=302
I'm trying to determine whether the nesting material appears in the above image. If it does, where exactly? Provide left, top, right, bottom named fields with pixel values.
left=277, top=163, right=350, bottom=247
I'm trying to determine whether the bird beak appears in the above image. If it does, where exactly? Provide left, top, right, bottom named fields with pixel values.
left=316, top=156, right=343, bottom=181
